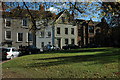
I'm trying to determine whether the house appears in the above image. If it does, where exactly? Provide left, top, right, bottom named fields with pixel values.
left=36, top=10, right=78, bottom=49
left=53, top=10, right=78, bottom=48
left=36, top=24, right=52, bottom=49
left=0, top=1, right=56, bottom=48
left=76, top=19, right=100, bottom=47
left=0, top=7, right=33, bottom=48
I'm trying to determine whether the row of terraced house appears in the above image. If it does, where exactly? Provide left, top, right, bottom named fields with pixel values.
left=0, top=4, right=108, bottom=49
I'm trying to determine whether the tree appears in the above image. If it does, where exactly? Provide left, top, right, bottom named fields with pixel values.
left=95, top=2, right=120, bottom=47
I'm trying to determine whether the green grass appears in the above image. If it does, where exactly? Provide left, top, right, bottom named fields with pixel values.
left=2, top=47, right=120, bottom=78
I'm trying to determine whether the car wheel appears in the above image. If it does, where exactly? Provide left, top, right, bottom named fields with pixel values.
left=29, top=52, right=32, bottom=54
left=11, top=55, right=14, bottom=59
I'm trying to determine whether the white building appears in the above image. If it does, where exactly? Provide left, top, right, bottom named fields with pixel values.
left=36, top=10, right=78, bottom=49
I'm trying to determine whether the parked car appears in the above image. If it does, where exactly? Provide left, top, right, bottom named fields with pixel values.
left=0, top=47, right=20, bottom=60
left=62, top=44, right=80, bottom=50
left=0, top=47, right=8, bottom=60
left=43, top=45, right=60, bottom=51
left=18, top=45, right=41, bottom=55
left=82, top=44, right=101, bottom=48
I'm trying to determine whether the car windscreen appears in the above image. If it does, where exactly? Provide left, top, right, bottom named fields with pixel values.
left=12, top=48, right=18, bottom=52
left=6, top=49, right=11, bottom=52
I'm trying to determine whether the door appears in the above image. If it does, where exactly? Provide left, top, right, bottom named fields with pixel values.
left=12, top=48, right=19, bottom=57
left=57, top=39, right=61, bottom=49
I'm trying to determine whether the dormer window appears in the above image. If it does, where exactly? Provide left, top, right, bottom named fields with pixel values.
left=62, top=17, right=65, bottom=23
left=22, top=18, right=28, bottom=26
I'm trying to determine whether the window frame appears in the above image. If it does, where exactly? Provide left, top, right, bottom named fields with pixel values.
left=5, top=19, right=11, bottom=27
left=57, top=27, right=60, bottom=34
left=71, top=39, right=75, bottom=44
left=17, top=33, right=23, bottom=42
left=88, top=26, right=94, bottom=33
left=5, top=31, right=12, bottom=40
left=71, top=28, right=74, bottom=35
left=47, top=32, right=51, bottom=38
left=65, top=28, right=68, bottom=35
left=65, top=39, right=69, bottom=45
left=22, top=18, right=28, bottom=27
left=27, top=33, right=33, bottom=42
left=41, top=42, right=44, bottom=48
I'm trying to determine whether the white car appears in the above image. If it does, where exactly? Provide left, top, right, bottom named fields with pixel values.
left=5, top=47, right=20, bottom=59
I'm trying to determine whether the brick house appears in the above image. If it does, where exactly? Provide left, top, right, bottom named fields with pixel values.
left=76, top=19, right=100, bottom=47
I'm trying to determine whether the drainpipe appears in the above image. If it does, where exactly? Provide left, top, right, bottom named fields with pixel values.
left=33, top=30, right=36, bottom=47
left=52, top=23, right=55, bottom=46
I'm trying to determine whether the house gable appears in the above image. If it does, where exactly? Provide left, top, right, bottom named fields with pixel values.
left=55, top=10, right=72, bottom=24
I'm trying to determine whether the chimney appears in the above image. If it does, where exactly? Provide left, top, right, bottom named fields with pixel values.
left=39, top=4, right=45, bottom=11
left=0, top=2, right=9, bottom=12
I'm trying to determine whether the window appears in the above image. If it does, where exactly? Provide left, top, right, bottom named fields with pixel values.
left=62, top=17, right=65, bottom=23
left=88, top=26, right=94, bottom=33
left=71, top=28, right=74, bottom=35
left=57, top=27, right=60, bottom=34
left=71, top=39, right=75, bottom=44
left=96, top=29, right=100, bottom=34
left=17, top=33, right=23, bottom=42
left=47, top=32, right=51, bottom=37
left=41, top=42, right=44, bottom=48
left=27, top=33, right=33, bottom=41
left=65, top=28, right=68, bottom=34
left=48, top=42, right=51, bottom=45
left=22, top=18, right=27, bottom=26
left=65, top=39, right=68, bottom=44
left=5, top=31, right=11, bottom=40
left=78, top=29, right=81, bottom=36
left=41, top=32, right=44, bottom=37
left=39, top=31, right=44, bottom=37
left=5, top=19, right=11, bottom=27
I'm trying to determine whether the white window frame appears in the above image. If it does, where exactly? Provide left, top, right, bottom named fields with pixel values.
left=71, top=28, right=74, bottom=35
left=26, top=33, right=33, bottom=42
left=46, top=32, right=51, bottom=38
left=39, top=31, right=44, bottom=38
left=22, top=18, right=28, bottom=27
left=5, top=18, right=11, bottom=28
left=17, top=33, right=23, bottom=42
left=5, top=31, right=12, bottom=40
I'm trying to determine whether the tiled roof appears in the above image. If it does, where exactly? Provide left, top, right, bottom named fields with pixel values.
left=2, top=7, right=56, bottom=19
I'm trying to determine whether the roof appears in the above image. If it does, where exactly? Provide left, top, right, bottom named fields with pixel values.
left=53, top=10, right=73, bottom=23
left=2, top=7, right=56, bottom=19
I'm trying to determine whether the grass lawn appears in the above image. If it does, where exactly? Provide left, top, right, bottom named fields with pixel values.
left=2, top=47, right=120, bottom=78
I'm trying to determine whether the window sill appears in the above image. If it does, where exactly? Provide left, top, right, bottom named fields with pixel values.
left=16, top=41, right=23, bottom=43
left=5, top=26, right=11, bottom=28
left=5, top=39, right=12, bottom=41
left=39, top=37, right=44, bottom=38
left=46, top=37, right=51, bottom=38
left=22, top=26, right=29, bottom=29
left=26, top=41, right=33, bottom=43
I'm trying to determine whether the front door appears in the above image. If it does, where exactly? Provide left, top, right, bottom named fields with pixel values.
left=57, top=39, right=61, bottom=49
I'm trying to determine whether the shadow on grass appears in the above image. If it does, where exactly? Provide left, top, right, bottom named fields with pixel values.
left=44, top=48, right=107, bottom=54
left=26, top=48, right=120, bottom=68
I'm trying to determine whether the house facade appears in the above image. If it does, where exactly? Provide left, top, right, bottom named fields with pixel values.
left=51, top=10, right=78, bottom=49
left=36, top=10, right=78, bottom=49
left=0, top=4, right=54, bottom=49
left=36, top=25, right=52, bottom=49
left=76, top=19, right=101, bottom=47
left=0, top=11, right=33, bottom=49
left=1, top=3, right=105, bottom=49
